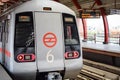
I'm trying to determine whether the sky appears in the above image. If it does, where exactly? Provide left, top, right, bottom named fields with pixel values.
left=107, top=15, right=120, bottom=29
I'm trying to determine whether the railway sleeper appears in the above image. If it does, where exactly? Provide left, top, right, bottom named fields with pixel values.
left=83, top=59, right=120, bottom=75
left=80, top=69, right=111, bottom=80
left=77, top=74, right=94, bottom=80
left=80, top=65, right=119, bottom=80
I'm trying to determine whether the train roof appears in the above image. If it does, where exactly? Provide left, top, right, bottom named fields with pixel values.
left=14, top=0, right=75, bottom=15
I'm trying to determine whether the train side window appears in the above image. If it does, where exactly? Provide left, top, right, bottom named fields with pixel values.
left=0, top=21, right=6, bottom=42
left=5, top=19, right=10, bottom=43
left=0, top=19, right=9, bottom=43
left=0, top=17, right=10, bottom=43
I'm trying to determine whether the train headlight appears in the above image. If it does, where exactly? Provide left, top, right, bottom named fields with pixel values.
left=73, top=51, right=79, bottom=58
left=17, top=55, right=24, bottom=61
left=17, top=54, right=35, bottom=62
left=65, top=51, right=79, bottom=59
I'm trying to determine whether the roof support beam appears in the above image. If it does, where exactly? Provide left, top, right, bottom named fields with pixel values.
left=72, top=0, right=87, bottom=41
left=115, top=0, right=116, bottom=8
left=90, top=1, right=96, bottom=9
left=95, top=0, right=109, bottom=44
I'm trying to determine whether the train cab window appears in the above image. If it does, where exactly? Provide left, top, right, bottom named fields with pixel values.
left=15, top=12, right=34, bottom=47
left=62, top=13, right=81, bottom=59
left=63, top=14, right=80, bottom=45
left=14, top=12, right=35, bottom=62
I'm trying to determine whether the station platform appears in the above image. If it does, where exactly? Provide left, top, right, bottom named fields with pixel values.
left=82, top=42, right=120, bottom=54
left=0, top=64, right=12, bottom=80
left=82, top=42, right=120, bottom=67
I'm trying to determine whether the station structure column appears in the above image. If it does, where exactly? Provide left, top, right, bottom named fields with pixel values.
left=95, top=0, right=109, bottom=44
left=72, top=0, right=87, bottom=41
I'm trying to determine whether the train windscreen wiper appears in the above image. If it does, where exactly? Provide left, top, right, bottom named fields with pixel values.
left=26, top=32, right=34, bottom=47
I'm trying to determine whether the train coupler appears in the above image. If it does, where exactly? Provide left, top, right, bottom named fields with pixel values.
left=47, top=72, right=62, bottom=80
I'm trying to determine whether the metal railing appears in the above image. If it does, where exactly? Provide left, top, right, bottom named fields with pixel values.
left=86, top=33, right=120, bottom=45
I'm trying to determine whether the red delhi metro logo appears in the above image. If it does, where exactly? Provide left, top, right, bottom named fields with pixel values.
left=43, top=32, right=57, bottom=48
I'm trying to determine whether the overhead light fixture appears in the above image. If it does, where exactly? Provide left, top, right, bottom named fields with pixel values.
left=0, top=2, right=4, bottom=5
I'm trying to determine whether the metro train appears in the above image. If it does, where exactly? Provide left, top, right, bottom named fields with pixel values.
left=0, top=0, right=83, bottom=80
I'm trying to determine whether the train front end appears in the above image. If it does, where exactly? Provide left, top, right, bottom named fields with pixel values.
left=12, top=0, right=82, bottom=80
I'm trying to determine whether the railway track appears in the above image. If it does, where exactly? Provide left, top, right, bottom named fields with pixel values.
left=77, top=65, right=119, bottom=80
left=67, top=59, right=120, bottom=80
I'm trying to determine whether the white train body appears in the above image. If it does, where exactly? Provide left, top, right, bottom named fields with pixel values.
left=0, top=0, right=83, bottom=80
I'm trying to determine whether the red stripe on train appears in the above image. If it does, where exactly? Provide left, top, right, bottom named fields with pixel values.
left=0, top=48, right=11, bottom=57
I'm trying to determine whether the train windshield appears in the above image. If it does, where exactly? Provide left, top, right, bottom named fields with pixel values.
left=63, top=14, right=80, bottom=45
left=14, top=12, right=35, bottom=62
left=15, top=12, right=34, bottom=47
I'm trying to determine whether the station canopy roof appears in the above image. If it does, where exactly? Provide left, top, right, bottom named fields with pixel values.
left=0, top=0, right=120, bottom=17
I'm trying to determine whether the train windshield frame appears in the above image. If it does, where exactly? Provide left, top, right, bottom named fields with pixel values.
left=14, top=12, right=35, bottom=62
left=63, top=13, right=81, bottom=59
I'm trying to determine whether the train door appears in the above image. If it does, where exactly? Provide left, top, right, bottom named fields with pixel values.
left=0, top=21, right=3, bottom=63
left=0, top=18, right=9, bottom=64
left=0, top=20, right=6, bottom=64
left=1, top=18, right=9, bottom=65
left=34, top=12, right=65, bottom=72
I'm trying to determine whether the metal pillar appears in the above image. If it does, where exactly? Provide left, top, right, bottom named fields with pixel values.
left=95, top=0, right=109, bottom=44
left=82, top=19, right=87, bottom=41
left=72, top=0, right=87, bottom=41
